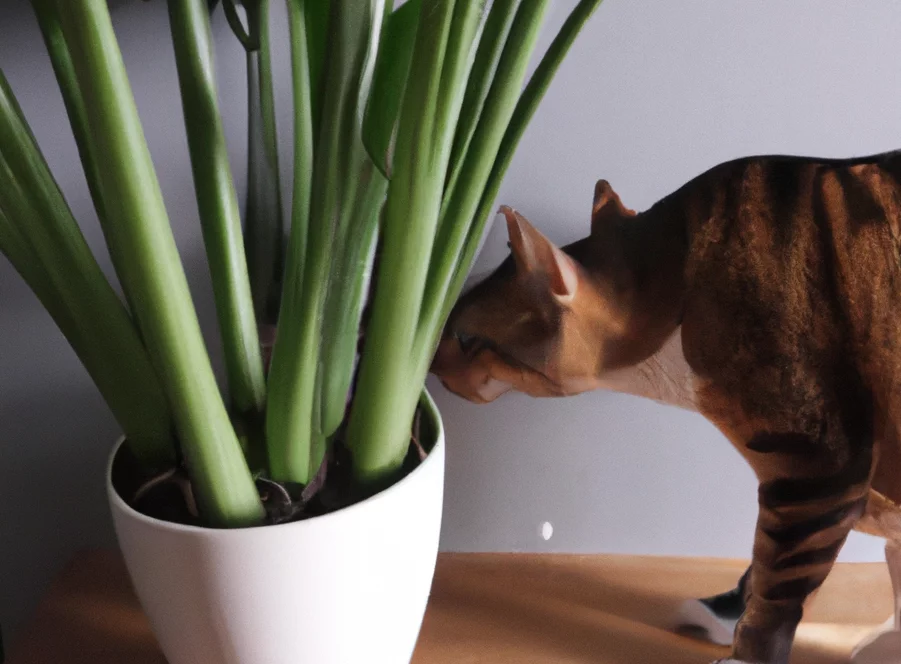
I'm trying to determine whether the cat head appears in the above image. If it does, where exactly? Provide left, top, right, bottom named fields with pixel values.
left=430, top=180, right=638, bottom=403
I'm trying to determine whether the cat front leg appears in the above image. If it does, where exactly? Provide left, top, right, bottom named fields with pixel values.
left=672, top=566, right=750, bottom=645
left=672, top=565, right=826, bottom=647
left=730, top=451, right=871, bottom=664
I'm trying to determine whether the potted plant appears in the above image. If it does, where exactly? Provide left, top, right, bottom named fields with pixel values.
left=0, top=0, right=601, bottom=661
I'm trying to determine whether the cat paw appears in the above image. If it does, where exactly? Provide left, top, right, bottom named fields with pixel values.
left=671, top=597, right=738, bottom=646
left=851, top=618, right=901, bottom=664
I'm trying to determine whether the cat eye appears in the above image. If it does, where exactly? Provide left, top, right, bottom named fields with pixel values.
left=456, top=331, right=480, bottom=354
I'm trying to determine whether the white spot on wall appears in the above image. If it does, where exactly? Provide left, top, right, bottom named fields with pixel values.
left=540, top=521, right=554, bottom=541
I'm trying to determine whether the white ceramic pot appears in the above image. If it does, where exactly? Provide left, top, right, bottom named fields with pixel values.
left=107, top=397, right=445, bottom=664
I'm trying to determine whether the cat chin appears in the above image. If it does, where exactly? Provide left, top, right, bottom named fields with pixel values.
left=556, top=375, right=605, bottom=395
left=437, top=376, right=512, bottom=404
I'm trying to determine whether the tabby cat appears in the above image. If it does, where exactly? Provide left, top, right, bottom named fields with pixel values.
left=429, top=151, right=901, bottom=664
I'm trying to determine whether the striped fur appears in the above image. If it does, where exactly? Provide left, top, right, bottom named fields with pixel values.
left=430, top=151, right=901, bottom=664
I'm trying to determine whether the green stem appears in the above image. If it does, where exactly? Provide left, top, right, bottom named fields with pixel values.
left=0, top=74, right=174, bottom=467
left=30, top=0, right=142, bottom=317
left=53, top=0, right=263, bottom=527
left=31, top=0, right=105, bottom=228
left=316, top=0, right=387, bottom=440
left=361, top=0, right=422, bottom=177
left=416, top=0, right=551, bottom=352
left=443, top=0, right=522, bottom=200
left=167, top=0, right=266, bottom=429
left=243, top=0, right=284, bottom=326
left=267, top=0, right=384, bottom=483
left=256, top=0, right=284, bottom=306
left=0, top=206, right=56, bottom=309
left=417, top=0, right=606, bottom=377
left=304, top=0, right=331, bottom=138
left=222, top=0, right=258, bottom=49
left=345, top=0, right=479, bottom=483
left=264, top=0, right=315, bottom=482
left=318, top=161, right=385, bottom=438
left=277, top=0, right=314, bottom=351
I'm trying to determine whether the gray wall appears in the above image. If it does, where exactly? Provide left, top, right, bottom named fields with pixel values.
left=1, top=0, right=900, bottom=644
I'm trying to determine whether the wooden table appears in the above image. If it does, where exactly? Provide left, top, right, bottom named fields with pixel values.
left=6, top=550, right=894, bottom=663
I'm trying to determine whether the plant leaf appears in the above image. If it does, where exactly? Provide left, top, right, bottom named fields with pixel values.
left=222, top=0, right=257, bottom=50
left=317, top=162, right=385, bottom=439
left=415, top=0, right=552, bottom=359
left=266, top=0, right=386, bottom=484
left=243, top=0, right=284, bottom=325
left=305, top=0, right=331, bottom=138
left=436, top=0, right=607, bottom=352
left=444, top=0, right=521, bottom=200
left=167, top=0, right=266, bottom=426
left=0, top=69, right=175, bottom=467
left=54, top=0, right=263, bottom=526
left=361, top=0, right=421, bottom=178
left=345, top=0, right=467, bottom=483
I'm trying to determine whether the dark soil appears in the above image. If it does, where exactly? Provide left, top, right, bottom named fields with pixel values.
left=111, top=405, right=433, bottom=529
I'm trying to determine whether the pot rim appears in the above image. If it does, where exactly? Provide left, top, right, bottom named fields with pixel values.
left=107, top=390, right=445, bottom=535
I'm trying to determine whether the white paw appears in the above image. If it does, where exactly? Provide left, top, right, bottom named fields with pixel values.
left=672, top=598, right=737, bottom=646
left=851, top=623, right=901, bottom=664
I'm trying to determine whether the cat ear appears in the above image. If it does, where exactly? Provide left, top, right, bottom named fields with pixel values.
left=591, top=179, right=635, bottom=235
left=501, top=205, right=578, bottom=304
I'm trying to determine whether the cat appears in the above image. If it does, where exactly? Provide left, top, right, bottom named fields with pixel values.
left=429, top=151, right=901, bottom=664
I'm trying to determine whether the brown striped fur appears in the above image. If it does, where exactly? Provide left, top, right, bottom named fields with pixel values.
left=430, top=150, right=901, bottom=664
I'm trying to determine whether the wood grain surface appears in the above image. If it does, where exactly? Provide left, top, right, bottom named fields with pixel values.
left=6, top=550, right=893, bottom=663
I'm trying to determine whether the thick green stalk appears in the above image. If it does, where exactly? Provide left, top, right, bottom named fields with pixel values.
left=30, top=1, right=108, bottom=241
left=304, top=0, right=331, bottom=137
left=443, top=0, right=522, bottom=199
left=416, top=0, right=551, bottom=351
left=0, top=77, right=174, bottom=466
left=243, top=0, right=285, bottom=325
left=0, top=205, right=76, bottom=347
left=30, top=0, right=146, bottom=319
left=318, top=162, right=385, bottom=438
left=346, top=0, right=480, bottom=483
left=263, top=0, right=317, bottom=478
left=267, top=0, right=384, bottom=483
left=222, top=0, right=257, bottom=49
left=53, top=0, right=263, bottom=527
left=361, top=0, right=422, bottom=177
left=279, top=0, right=315, bottom=334
left=417, top=0, right=606, bottom=376
left=0, top=201, right=100, bottom=418
left=434, top=0, right=489, bottom=185
left=316, top=0, right=386, bottom=440
left=167, top=0, right=266, bottom=425
left=0, top=206, right=57, bottom=310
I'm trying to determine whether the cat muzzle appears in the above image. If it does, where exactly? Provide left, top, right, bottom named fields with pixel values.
left=430, top=335, right=513, bottom=404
